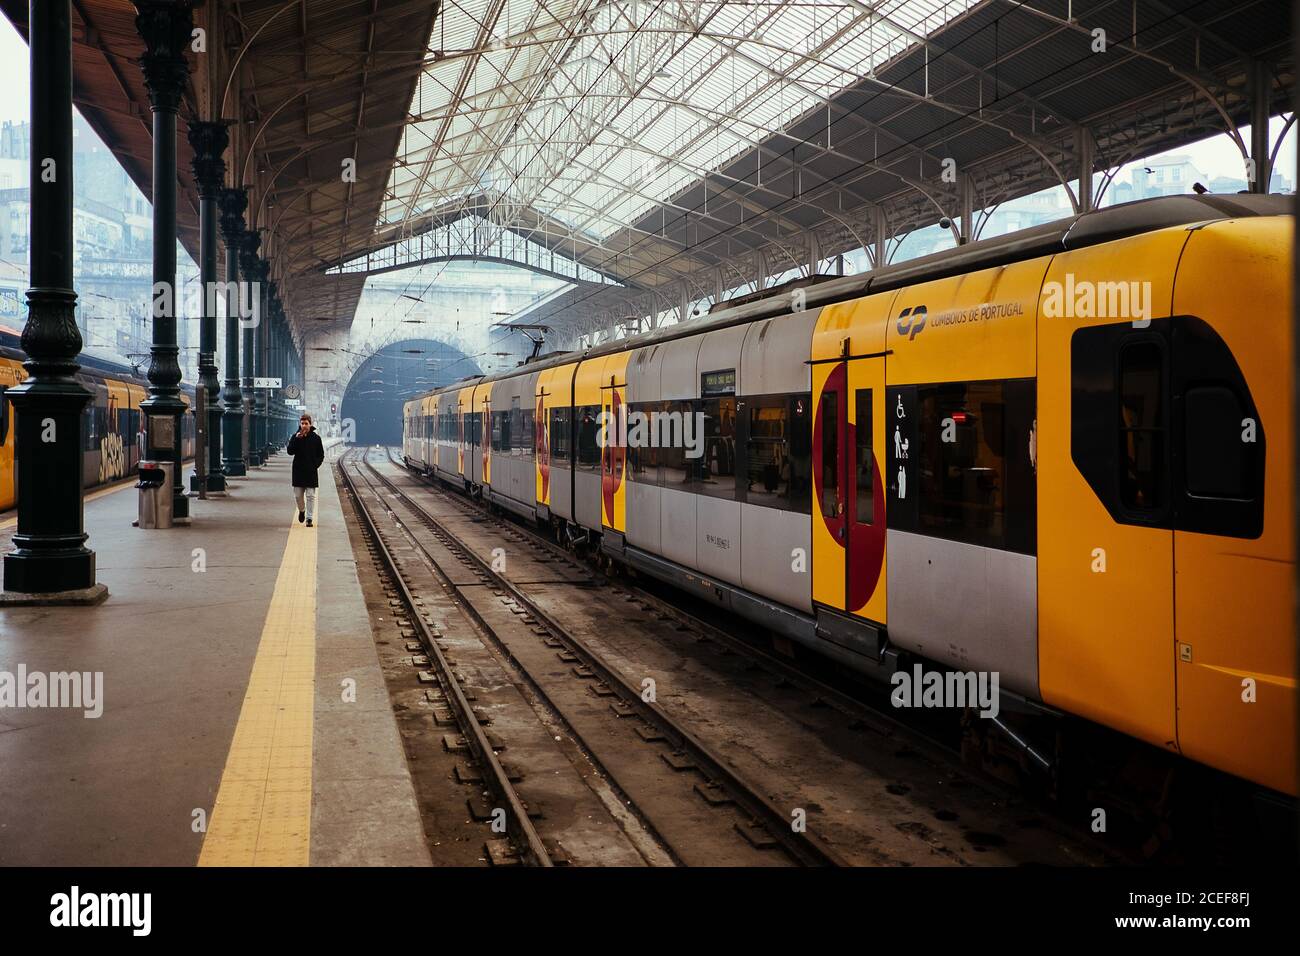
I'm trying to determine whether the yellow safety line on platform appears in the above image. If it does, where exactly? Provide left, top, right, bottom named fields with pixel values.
left=198, top=512, right=316, bottom=866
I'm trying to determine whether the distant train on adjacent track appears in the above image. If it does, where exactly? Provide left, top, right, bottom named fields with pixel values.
left=0, top=324, right=196, bottom=510
left=402, top=194, right=1296, bottom=799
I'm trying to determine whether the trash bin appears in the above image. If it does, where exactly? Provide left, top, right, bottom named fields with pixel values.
left=137, top=460, right=174, bottom=529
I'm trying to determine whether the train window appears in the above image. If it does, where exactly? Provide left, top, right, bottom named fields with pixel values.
left=509, top=397, right=522, bottom=457
left=913, top=379, right=1036, bottom=554
left=517, top=406, right=534, bottom=456
left=491, top=409, right=510, bottom=452
left=550, top=407, right=571, bottom=464
left=742, top=394, right=811, bottom=514
left=575, top=405, right=601, bottom=471
left=696, top=397, right=737, bottom=499
left=820, top=392, right=838, bottom=518
left=854, top=389, right=874, bottom=525
left=1119, top=342, right=1164, bottom=511
left=625, top=402, right=656, bottom=484
left=658, top=400, right=693, bottom=489
left=1184, top=385, right=1250, bottom=499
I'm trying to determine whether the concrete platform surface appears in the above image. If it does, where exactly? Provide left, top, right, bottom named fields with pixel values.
left=0, top=451, right=430, bottom=866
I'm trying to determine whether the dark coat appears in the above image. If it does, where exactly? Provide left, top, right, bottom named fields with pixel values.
left=286, top=427, right=325, bottom=488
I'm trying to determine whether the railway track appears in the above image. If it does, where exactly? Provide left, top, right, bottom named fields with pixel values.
left=340, top=448, right=556, bottom=866
left=340, top=446, right=841, bottom=866
left=386, top=448, right=960, bottom=756
left=351, top=446, right=1111, bottom=866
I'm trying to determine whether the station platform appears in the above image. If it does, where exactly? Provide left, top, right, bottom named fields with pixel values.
left=0, top=448, right=431, bottom=866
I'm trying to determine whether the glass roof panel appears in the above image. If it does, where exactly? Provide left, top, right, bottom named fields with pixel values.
left=380, top=1, right=983, bottom=240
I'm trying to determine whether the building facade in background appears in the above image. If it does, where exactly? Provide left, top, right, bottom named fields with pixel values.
left=0, top=115, right=198, bottom=380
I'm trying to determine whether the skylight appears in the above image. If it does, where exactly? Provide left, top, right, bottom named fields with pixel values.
left=381, top=1, right=982, bottom=244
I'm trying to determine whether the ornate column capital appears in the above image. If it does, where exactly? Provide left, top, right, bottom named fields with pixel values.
left=219, top=188, right=247, bottom=245
left=187, top=119, right=229, bottom=199
left=237, top=230, right=262, bottom=278
left=133, top=1, right=199, bottom=114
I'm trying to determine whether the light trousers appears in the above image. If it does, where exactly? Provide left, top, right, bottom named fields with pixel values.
left=293, top=486, right=317, bottom=520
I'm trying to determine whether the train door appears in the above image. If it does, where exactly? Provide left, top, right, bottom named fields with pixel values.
left=479, top=389, right=492, bottom=487
left=1168, top=219, right=1294, bottom=795
left=816, top=356, right=886, bottom=621
left=1038, top=233, right=1183, bottom=755
left=456, top=390, right=467, bottom=478
left=466, top=388, right=480, bottom=485
left=600, top=354, right=631, bottom=535
left=811, top=294, right=891, bottom=643
left=535, top=377, right=550, bottom=509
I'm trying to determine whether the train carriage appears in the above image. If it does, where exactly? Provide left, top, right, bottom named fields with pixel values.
left=403, top=195, right=1296, bottom=796
left=1, top=326, right=197, bottom=512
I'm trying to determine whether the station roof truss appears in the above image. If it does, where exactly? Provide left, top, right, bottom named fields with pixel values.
left=3, top=0, right=1294, bottom=345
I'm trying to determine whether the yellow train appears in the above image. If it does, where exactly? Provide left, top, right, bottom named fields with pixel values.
left=403, top=195, right=1295, bottom=798
left=0, top=324, right=196, bottom=510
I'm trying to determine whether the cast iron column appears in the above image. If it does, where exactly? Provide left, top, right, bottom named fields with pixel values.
left=188, top=119, right=227, bottom=492
left=264, top=300, right=276, bottom=452
left=264, top=287, right=277, bottom=458
left=237, top=232, right=260, bottom=468
left=135, top=0, right=196, bottom=521
left=251, top=263, right=270, bottom=464
left=271, top=299, right=284, bottom=451
left=2, top=0, right=101, bottom=600
left=258, top=280, right=273, bottom=460
left=218, top=188, right=246, bottom=476
left=271, top=311, right=283, bottom=447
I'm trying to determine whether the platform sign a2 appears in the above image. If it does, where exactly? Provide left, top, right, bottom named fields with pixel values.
left=253, top=377, right=282, bottom=389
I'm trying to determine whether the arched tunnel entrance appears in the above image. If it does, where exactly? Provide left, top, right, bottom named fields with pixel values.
left=339, top=339, right=481, bottom=445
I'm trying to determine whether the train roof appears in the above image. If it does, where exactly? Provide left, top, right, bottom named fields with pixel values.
left=446, top=193, right=1292, bottom=398
left=0, top=333, right=192, bottom=392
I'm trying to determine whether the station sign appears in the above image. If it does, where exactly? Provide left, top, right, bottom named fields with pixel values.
left=254, top=377, right=282, bottom=388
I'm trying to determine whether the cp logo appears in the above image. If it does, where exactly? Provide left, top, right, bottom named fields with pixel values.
left=896, top=305, right=928, bottom=340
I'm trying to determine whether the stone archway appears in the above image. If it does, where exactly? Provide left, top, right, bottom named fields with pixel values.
left=338, top=339, right=480, bottom=445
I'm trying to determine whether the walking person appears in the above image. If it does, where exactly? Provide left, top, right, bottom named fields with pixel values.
left=287, top=413, right=325, bottom=527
